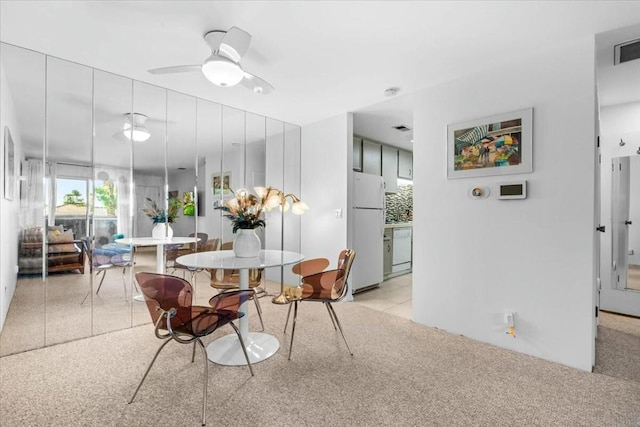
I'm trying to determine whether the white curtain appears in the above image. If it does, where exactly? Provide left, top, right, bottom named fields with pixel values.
left=46, top=162, right=56, bottom=227
left=95, top=166, right=132, bottom=238
left=19, top=158, right=44, bottom=228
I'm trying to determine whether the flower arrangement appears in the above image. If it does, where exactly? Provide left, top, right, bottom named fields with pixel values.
left=142, top=197, right=181, bottom=224
left=221, top=187, right=308, bottom=233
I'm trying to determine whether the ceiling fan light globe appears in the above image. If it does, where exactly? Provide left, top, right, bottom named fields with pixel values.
left=123, top=123, right=151, bottom=142
left=201, top=55, right=244, bottom=87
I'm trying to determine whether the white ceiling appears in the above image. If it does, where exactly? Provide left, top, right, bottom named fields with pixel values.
left=2, top=1, right=640, bottom=152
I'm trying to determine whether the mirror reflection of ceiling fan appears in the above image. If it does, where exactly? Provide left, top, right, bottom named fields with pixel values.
left=112, top=113, right=151, bottom=142
left=148, top=26, right=274, bottom=95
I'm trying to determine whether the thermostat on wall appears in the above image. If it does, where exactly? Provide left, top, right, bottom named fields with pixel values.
left=497, top=181, right=527, bottom=200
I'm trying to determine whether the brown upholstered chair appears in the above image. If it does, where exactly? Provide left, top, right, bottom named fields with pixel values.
left=208, top=242, right=265, bottom=331
left=285, top=249, right=356, bottom=360
left=129, top=272, right=254, bottom=426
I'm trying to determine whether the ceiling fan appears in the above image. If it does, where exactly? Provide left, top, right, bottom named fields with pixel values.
left=148, top=27, right=274, bottom=95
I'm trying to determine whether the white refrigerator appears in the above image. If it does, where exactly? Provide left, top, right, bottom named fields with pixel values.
left=351, top=172, right=385, bottom=292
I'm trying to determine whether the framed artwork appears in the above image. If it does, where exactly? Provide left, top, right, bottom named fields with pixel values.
left=447, top=108, right=533, bottom=179
left=212, top=172, right=231, bottom=195
left=4, top=127, right=15, bottom=200
left=182, top=191, right=195, bottom=216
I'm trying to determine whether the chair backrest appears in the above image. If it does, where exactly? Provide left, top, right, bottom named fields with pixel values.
left=136, top=272, right=193, bottom=330
left=210, top=241, right=262, bottom=288
left=189, top=232, right=209, bottom=251
left=201, top=238, right=219, bottom=252
left=292, top=258, right=330, bottom=278
left=164, top=244, right=184, bottom=263
left=333, top=249, right=356, bottom=298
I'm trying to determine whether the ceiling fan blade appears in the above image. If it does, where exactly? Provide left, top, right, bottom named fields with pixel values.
left=240, top=71, right=274, bottom=95
left=148, top=65, right=201, bottom=75
left=220, top=27, right=251, bottom=62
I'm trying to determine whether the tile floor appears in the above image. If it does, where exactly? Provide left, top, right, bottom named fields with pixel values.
left=352, top=273, right=412, bottom=319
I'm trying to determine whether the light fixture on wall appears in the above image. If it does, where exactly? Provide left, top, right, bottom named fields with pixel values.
left=113, top=113, right=151, bottom=142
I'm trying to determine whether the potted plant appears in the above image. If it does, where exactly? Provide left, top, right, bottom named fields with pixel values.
left=142, top=197, right=181, bottom=239
left=221, top=187, right=307, bottom=257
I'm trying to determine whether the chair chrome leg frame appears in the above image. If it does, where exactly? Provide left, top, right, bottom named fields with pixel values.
left=285, top=300, right=353, bottom=359
left=81, top=266, right=129, bottom=305
left=287, top=300, right=299, bottom=360
left=129, top=315, right=254, bottom=426
left=326, top=302, right=353, bottom=356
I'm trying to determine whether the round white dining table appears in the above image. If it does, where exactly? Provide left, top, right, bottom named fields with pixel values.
left=115, top=236, right=199, bottom=274
left=177, top=249, right=304, bottom=365
left=116, top=236, right=200, bottom=302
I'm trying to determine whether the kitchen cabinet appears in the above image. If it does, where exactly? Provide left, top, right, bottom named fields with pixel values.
left=398, top=150, right=413, bottom=179
left=362, top=139, right=381, bottom=175
left=353, top=137, right=362, bottom=171
left=382, top=145, right=398, bottom=193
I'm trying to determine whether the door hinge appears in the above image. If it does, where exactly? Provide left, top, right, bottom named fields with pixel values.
left=596, top=225, right=606, bottom=232
left=595, top=306, right=599, bottom=317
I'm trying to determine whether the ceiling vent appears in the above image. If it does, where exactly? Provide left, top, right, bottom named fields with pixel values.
left=614, top=38, right=640, bottom=65
left=392, top=124, right=412, bottom=132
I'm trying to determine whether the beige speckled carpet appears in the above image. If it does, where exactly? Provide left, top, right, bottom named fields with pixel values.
left=1, top=297, right=639, bottom=426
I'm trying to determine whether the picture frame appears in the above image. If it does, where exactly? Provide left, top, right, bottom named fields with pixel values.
left=212, top=171, right=231, bottom=195
left=182, top=191, right=195, bottom=216
left=447, top=108, right=533, bottom=179
left=4, top=127, right=15, bottom=200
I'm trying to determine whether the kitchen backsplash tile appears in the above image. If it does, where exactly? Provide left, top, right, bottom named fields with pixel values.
left=385, top=184, right=413, bottom=223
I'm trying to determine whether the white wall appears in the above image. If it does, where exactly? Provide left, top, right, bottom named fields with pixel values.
left=301, top=113, right=351, bottom=271
left=0, top=62, right=22, bottom=331
left=413, top=37, right=597, bottom=371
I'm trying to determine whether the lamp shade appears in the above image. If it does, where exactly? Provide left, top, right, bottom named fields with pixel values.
left=201, top=55, right=244, bottom=87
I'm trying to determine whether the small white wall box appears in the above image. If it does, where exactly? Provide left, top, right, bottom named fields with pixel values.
left=497, top=181, right=527, bottom=200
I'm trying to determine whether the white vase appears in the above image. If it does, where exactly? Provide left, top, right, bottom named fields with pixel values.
left=233, top=228, right=261, bottom=258
left=152, top=223, right=174, bottom=239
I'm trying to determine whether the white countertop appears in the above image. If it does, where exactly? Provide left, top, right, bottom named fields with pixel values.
left=385, top=222, right=413, bottom=229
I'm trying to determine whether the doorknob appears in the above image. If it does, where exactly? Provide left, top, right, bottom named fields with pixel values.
left=596, top=225, right=606, bottom=232
left=625, top=220, right=633, bottom=225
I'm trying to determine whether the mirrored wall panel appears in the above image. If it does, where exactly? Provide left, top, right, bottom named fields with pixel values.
left=0, top=43, right=46, bottom=356
left=0, top=42, right=300, bottom=356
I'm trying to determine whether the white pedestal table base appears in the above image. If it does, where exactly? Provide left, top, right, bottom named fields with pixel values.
left=207, top=332, right=280, bottom=365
